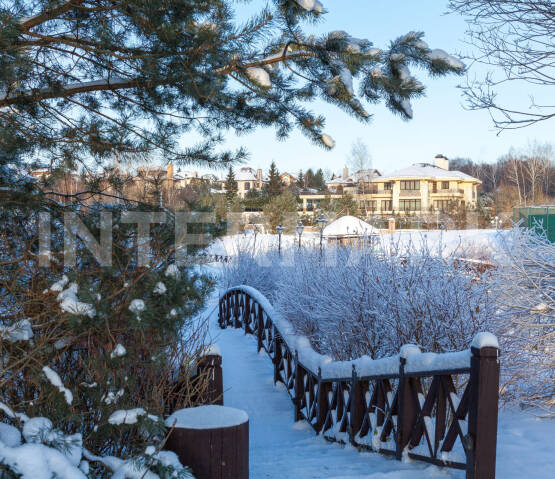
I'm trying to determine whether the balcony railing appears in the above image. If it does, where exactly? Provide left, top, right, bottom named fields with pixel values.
left=431, top=189, right=465, bottom=195
left=398, top=190, right=421, bottom=197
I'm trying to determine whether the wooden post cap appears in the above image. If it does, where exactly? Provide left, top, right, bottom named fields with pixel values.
left=165, top=406, right=249, bottom=479
left=165, top=405, right=248, bottom=430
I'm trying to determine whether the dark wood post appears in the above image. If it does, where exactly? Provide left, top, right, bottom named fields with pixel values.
left=294, top=351, right=303, bottom=421
left=256, top=304, right=264, bottom=352
left=165, top=406, right=249, bottom=479
left=218, top=296, right=223, bottom=328
left=225, top=292, right=231, bottom=325
left=233, top=291, right=241, bottom=328
left=396, top=357, right=416, bottom=460
left=315, top=368, right=328, bottom=432
left=196, top=353, right=224, bottom=406
left=349, top=365, right=364, bottom=444
left=244, top=294, right=251, bottom=335
left=273, top=334, right=282, bottom=385
left=467, top=346, right=500, bottom=479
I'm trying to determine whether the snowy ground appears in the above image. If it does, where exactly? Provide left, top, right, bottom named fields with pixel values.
left=205, top=229, right=505, bottom=261
left=204, top=294, right=554, bottom=479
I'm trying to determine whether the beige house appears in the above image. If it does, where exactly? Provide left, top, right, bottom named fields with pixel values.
left=280, top=172, right=297, bottom=186
left=235, top=167, right=266, bottom=198
left=300, top=155, right=481, bottom=215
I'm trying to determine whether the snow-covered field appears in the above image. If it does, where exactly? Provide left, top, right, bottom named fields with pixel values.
left=206, top=229, right=504, bottom=261
left=203, top=294, right=554, bottom=479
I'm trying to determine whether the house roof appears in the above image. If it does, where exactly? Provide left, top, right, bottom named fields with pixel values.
left=379, top=163, right=479, bottom=182
left=322, top=215, right=379, bottom=237
left=235, top=169, right=258, bottom=181
left=327, top=169, right=381, bottom=185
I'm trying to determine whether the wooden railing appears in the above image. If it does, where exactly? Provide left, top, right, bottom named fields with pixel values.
left=197, top=253, right=231, bottom=263
left=219, top=286, right=500, bottom=479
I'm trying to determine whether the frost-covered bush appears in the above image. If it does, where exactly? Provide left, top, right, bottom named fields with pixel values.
left=222, top=235, right=496, bottom=360
left=0, top=202, right=211, bottom=477
left=492, top=227, right=554, bottom=414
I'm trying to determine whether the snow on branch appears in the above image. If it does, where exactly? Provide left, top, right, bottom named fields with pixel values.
left=294, top=0, right=324, bottom=13
left=42, top=366, right=73, bottom=405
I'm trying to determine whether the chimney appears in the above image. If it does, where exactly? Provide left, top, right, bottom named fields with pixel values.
left=343, top=166, right=349, bottom=179
left=257, top=168, right=262, bottom=181
left=434, top=154, right=449, bottom=170
left=166, top=164, right=174, bottom=179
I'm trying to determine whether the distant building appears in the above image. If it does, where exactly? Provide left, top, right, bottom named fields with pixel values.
left=327, top=167, right=382, bottom=194
left=322, top=215, right=379, bottom=245
left=235, top=167, right=266, bottom=198
left=299, top=155, right=481, bottom=215
left=280, top=172, right=297, bottom=186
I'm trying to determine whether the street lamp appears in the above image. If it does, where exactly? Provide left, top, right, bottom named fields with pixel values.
left=276, top=224, right=284, bottom=256
left=253, top=224, right=259, bottom=251
left=316, top=214, right=328, bottom=253
left=296, top=220, right=304, bottom=249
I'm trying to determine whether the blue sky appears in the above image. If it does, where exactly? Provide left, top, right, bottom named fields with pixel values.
left=187, top=1, right=554, bottom=177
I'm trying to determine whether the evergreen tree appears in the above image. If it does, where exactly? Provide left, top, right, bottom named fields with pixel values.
left=305, top=168, right=315, bottom=189
left=335, top=193, right=360, bottom=216
left=313, top=168, right=326, bottom=191
left=266, top=161, right=282, bottom=198
left=263, top=192, right=299, bottom=232
left=296, top=170, right=305, bottom=189
left=224, top=166, right=238, bottom=206
left=0, top=0, right=466, bottom=475
left=243, top=189, right=269, bottom=211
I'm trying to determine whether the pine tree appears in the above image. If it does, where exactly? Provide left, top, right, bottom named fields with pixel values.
left=225, top=166, right=238, bottom=206
left=297, top=170, right=305, bottom=189
left=336, top=193, right=360, bottom=216
left=305, top=168, right=315, bottom=189
left=266, top=161, right=282, bottom=198
left=263, top=192, right=299, bottom=231
left=0, top=1, right=466, bottom=475
left=313, top=169, right=326, bottom=191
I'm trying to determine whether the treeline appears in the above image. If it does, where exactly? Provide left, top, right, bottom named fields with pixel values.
left=451, top=141, right=554, bottom=212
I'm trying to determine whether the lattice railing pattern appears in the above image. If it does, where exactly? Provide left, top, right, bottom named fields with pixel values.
left=219, top=287, right=500, bottom=479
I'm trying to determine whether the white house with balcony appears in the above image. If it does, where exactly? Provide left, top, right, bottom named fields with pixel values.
left=299, top=155, right=481, bottom=216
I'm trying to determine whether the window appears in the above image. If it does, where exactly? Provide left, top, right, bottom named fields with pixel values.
left=434, top=200, right=450, bottom=212
left=431, top=181, right=437, bottom=193
left=441, top=181, right=449, bottom=190
left=400, top=199, right=421, bottom=211
left=244, top=182, right=250, bottom=190
left=400, top=180, right=420, bottom=190
left=381, top=200, right=392, bottom=211
left=364, top=200, right=377, bottom=211
left=384, top=182, right=392, bottom=190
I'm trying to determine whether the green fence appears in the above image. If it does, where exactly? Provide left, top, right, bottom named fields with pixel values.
left=513, top=206, right=555, bottom=242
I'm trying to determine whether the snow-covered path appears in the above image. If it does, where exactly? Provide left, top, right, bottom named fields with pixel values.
left=207, top=297, right=462, bottom=479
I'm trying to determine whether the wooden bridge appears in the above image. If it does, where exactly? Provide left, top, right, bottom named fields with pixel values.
left=219, top=286, right=500, bottom=479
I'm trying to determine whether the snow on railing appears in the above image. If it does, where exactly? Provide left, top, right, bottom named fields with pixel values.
left=222, top=285, right=480, bottom=378
left=219, top=285, right=501, bottom=479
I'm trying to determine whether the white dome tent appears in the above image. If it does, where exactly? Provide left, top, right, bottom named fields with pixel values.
left=322, top=215, right=379, bottom=245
